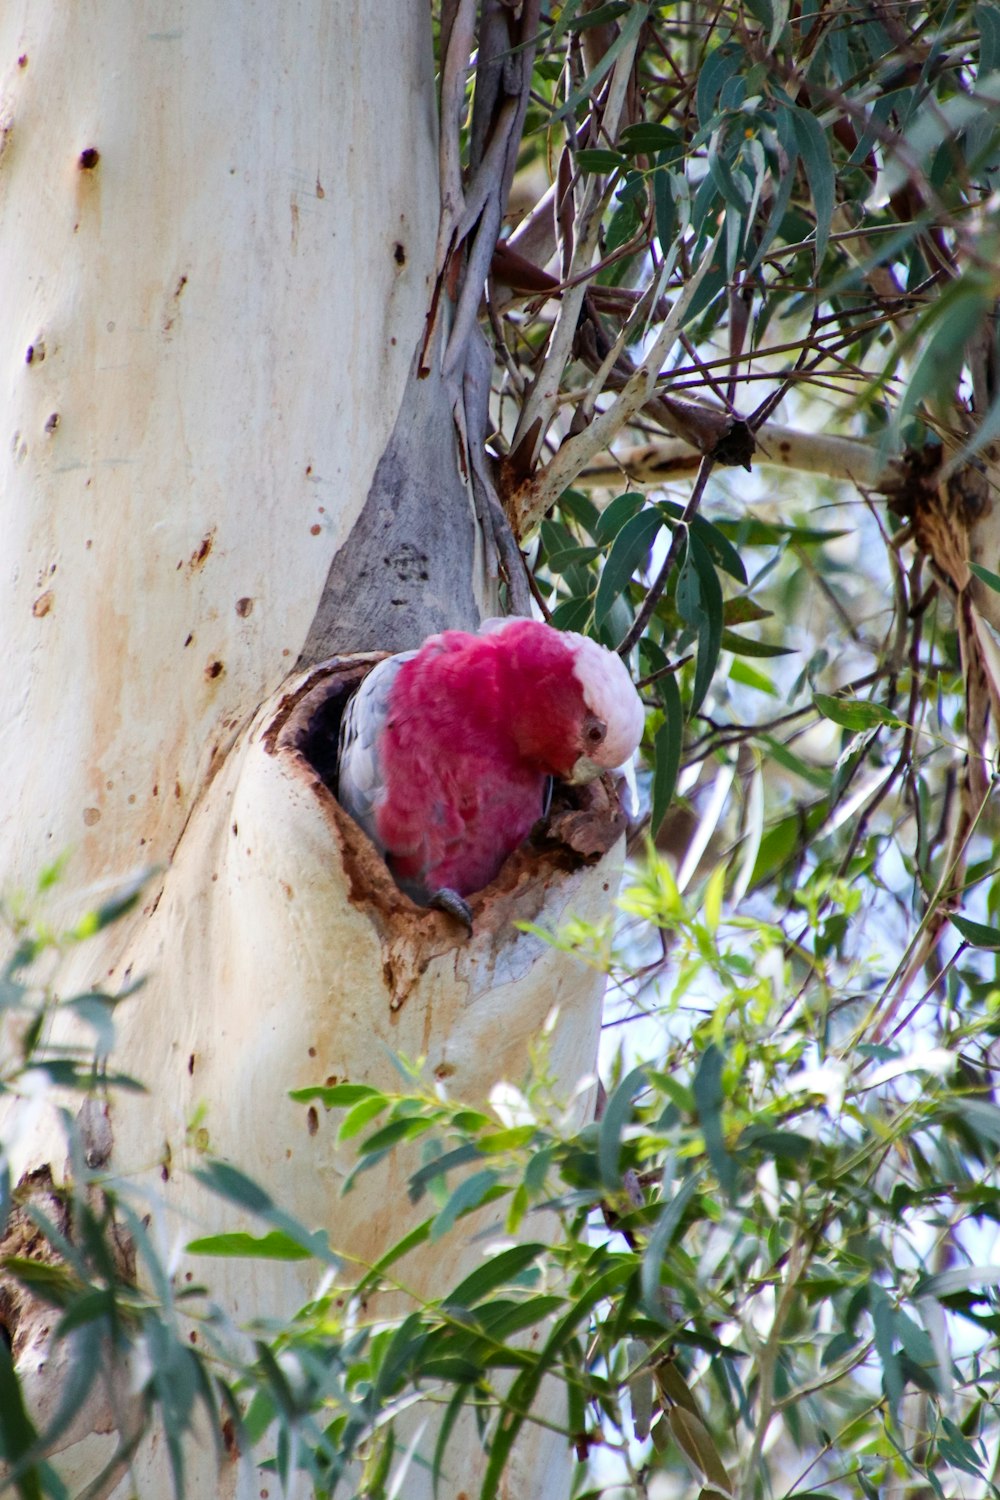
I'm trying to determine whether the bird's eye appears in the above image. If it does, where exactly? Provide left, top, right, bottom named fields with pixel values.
left=586, top=717, right=607, bottom=745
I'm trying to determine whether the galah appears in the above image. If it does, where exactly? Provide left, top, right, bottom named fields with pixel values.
left=337, top=617, right=645, bottom=916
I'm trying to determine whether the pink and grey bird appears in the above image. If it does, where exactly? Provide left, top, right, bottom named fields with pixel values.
left=337, top=618, right=644, bottom=909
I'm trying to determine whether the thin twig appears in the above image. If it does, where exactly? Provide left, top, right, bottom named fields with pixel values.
left=514, top=230, right=723, bottom=533
left=509, top=19, right=645, bottom=466
left=616, top=455, right=715, bottom=657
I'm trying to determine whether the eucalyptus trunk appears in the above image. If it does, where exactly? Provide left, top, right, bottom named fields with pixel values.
left=0, top=5, right=621, bottom=1496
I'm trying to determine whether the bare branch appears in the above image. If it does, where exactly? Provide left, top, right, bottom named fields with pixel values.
left=508, top=18, right=645, bottom=470
left=575, top=422, right=905, bottom=492
left=509, top=232, right=723, bottom=535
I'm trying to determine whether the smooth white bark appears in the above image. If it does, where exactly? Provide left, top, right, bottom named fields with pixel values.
left=0, top=0, right=437, bottom=895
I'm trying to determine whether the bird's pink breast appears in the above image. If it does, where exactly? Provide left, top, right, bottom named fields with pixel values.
left=372, top=627, right=575, bottom=896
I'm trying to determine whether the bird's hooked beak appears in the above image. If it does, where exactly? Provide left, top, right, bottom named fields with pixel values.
left=566, top=755, right=606, bottom=785
left=567, top=712, right=608, bottom=783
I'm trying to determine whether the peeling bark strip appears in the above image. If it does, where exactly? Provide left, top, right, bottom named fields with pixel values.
left=0, top=1166, right=69, bottom=1356
left=298, top=363, right=481, bottom=665
left=0, top=1163, right=142, bottom=1492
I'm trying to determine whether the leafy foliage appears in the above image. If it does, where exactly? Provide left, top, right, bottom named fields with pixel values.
left=478, top=0, right=1000, bottom=905
left=5, top=852, right=1000, bottom=1498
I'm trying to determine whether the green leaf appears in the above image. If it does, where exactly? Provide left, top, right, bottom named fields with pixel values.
left=64, top=993, right=118, bottom=1054
left=869, top=1282, right=903, bottom=1410
left=596, top=491, right=646, bottom=545
left=29, top=1060, right=145, bottom=1093
left=431, top=1169, right=502, bottom=1241
left=433, top=1385, right=472, bottom=1496
left=479, top=1296, right=565, bottom=1347
left=192, top=1160, right=338, bottom=1265
left=621, top=123, right=684, bottom=156
left=575, top=148, right=625, bottom=173
left=650, top=677, right=683, bottom=838
left=748, top=119, right=797, bottom=272
left=289, top=1082, right=381, bottom=1108
left=550, top=3, right=649, bottom=123
left=598, top=1065, right=648, bottom=1192
left=730, top=658, right=778, bottom=696
left=355, top=1216, right=434, bottom=1296
left=407, top=1142, right=483, bottom=1202
left=653, top=159, right=677, bottom=253
left=0, top=1257, right=78, bottom=1308
left=594, top=507, right=664, bottom=629
left=693, top=1045, right=736, bottom=1197
left=970, top=561, right=1000, bottom=594
left=739, top=1126, right=812, bottom=1162
left=823, top=1330, right=860, bottom=1368
left=54, top=1287, right=118, bottom=1338
left=549, top=595, right=594, bottom=632
left=67, top=869, right=150, bottom=941
left=696, top=44, right=744, bottom=126
left=715, top=518, right=849, bottom=546
left=915, top=1264, right=1000, bottom=1298
left=667, top=1404, right=733, bottom=1492
left=723, top=596, right=772, bottom=626
left=708, top=126, right=751, bottom=217
left=979, top=2, right=1000, bottom=75
left=640, top=1175, right=700, bottom=1319
left=896, top=275, right=995, bottom=434
left=959, top=1098, right=1000, bottom=1140
left=545, top=543, right=602, bottom=574
left=357, top=1115, right=431, bottom=1156
left=720, top=629, right=793, bottom=658
left=480, top=1262, right=632, bottom=1498
left=813, top=693, right=903, bottom=731
left=557, top=487, right=602, bottom=537
left=950, top=913, right=1000, bottom=949
left=539, top=516, right=576, bottom=563
left=338, top=1093, right=392, bottom=1139
left=679, top=241, right=726, bottom=323
left=788, top=105, right=835, bottom=262
left=241, top=1388, right=276, bottom=1445
left=758, top=734, right=832, bottom=791
left=566, top=1, right=631, bottom=30
left=192, top=1160, right=274, bottom=1215
left=0, top=1335, right=43, bottom=1500
left=658, top=502, right=747, bottom=582
left=445, top=1243, right=547, bottom=1309
left=677, top=534, right=724, bottom=714
left=186, top=1230, right=313, bottom=1261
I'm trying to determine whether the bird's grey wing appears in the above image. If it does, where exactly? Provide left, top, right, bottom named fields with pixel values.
left=337, top=652, right=417, bottom=847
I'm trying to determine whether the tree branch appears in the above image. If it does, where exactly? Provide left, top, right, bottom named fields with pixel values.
left=507, top=15, right=645, bottom=472
left=575, top=422, right=904, bottom=492
left=509, top=232, right=723, bottom=535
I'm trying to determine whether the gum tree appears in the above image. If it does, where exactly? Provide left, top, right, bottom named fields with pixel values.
left=4, top=3, right=1000, bottom=1498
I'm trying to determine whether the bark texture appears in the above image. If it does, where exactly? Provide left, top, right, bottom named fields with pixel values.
left=0, top=0, right=461, bottom=897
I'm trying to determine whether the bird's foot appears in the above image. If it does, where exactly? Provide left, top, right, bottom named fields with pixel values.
left=429, top=887, right=474, bottom=933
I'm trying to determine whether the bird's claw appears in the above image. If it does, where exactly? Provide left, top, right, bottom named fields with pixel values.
left=429, top=887, right=474, bottom=933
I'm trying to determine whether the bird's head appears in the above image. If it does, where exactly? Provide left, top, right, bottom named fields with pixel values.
left=488, top=619, right=644, bottom=781
left=564, top=631, right=645, bottom=783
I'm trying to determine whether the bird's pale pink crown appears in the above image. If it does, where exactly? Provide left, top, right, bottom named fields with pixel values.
left=486, top=618, right=644, bottom=781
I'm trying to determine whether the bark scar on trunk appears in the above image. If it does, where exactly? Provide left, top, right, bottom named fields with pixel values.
left=0, top=1166, right=68, bottom=1357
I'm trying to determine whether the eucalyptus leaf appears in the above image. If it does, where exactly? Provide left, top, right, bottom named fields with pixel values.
left=594, top=507, right=664, bottom=629
left=651, top=678, right=683, bottom=837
